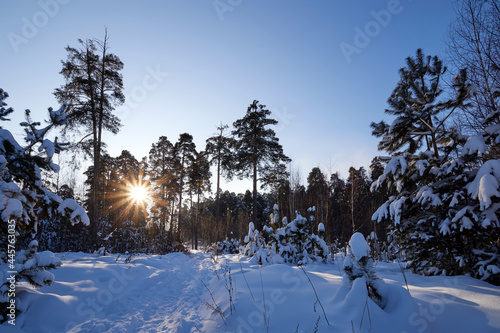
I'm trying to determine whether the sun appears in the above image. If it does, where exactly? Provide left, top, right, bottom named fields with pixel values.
left=129, top=184, right=149, bottom=203
left=104, top=166, right=156, bottom=225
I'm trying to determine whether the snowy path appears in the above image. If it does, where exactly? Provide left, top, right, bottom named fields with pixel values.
left=10, top=252, right=220, bottom=333
left=72, top=252, right=215, bottom=333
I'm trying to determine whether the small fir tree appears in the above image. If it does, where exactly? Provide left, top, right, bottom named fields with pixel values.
left=0, top=89, right=89, bottom=322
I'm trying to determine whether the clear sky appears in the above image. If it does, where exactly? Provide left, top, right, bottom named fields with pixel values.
left=2, top=0, right=456, bottom=193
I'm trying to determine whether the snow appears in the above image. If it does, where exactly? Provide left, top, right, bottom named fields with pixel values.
left=1, top=197, right=23, bottom=221
left=451, top=206, right=478, bottom=231
left=462, top=134, right=487, bottom=156
left=466, top=160, right=500, bottom=210
left=349, top=232, right=370, bottom=261
left=38, top=139, right=55, bottom=158
left=36, top=251, right=63, bottom=267
left=0, top=129, right=23, bottom=154
left=390, top=195, right=407, bottom=225
left=415, top=159, right=429, bottom=176
left=57, top=199, right=90, bottom=226
left=247, top=222, right=255, bottom=240
left=415, top=186, right=443, bottom=206
left=2, top=251, right=500, bottom=332
left=372, top=200, right=390, bottom=222
left=372, top=156, right=408, bottom=192
left=385, top=156, right=407, bottom=176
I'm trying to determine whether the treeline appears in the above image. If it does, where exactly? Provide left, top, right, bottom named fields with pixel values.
left=41, top=114, right=390, bottom=254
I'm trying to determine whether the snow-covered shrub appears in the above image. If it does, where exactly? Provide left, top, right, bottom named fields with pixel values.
left=334, top=232, right=418, bottom=327
left=147, top=228, right=177, bottom=255
left=218, top=237, right=240, bottom=254
left=241, top=206, right=330, bottom=265
left=0, top=89, right=88, bottom=322
left=242, top=221, right=275, bottom=264
left=107, top=220, right=148, bottom=254
left=343, top=232, right=383, bottom=307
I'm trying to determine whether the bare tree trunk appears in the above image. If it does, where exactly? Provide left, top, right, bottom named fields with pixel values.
left=253, top=160, right=258, bottom=229
left=195, top=190, right=200, bottom=250
left=96, top=30, right=108, bottom=223
left=178, top=157, right=184, bottom=241
left=216, top=153, right=221, bottom=241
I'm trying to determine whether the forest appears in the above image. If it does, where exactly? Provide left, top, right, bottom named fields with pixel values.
left=1, top=0, right=500, bottom=329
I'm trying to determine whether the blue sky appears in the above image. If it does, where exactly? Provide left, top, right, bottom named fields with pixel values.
left=2, top=0, right=456, bottom=193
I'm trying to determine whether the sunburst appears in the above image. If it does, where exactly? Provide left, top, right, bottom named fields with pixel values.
left=129, top=184, right=149, bottom=204
left=105, top=168, right=152, bottom=225
left=103, top=165, right=171, bottom=230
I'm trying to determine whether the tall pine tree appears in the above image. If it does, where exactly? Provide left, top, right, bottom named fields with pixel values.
left=173, top=133, right=196, bottom=239
left=54, top=31, right=124, bottom=227
left=205, top=123, right=234, bottom=241
left=232, top=100, right=291, bottom=229
left=148, top=136, right=176, bottom=237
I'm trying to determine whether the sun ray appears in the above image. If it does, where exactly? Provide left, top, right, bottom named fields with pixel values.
left=101, top=165, right=158, bottom=229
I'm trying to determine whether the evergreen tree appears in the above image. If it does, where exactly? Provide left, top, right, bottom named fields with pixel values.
left=148, top=136, right=176, bottom=237
left=173, top=133, right=196, bottom=239
left=371, top=49, right=469, bottom=158
left=369, top=158, right=390, bottom=255
left=346, top=167, right=371, bottom=236
left=370, top=50, right=500, bottom=284
left=232, top=100, right=291, bottom=229
left=111, top=150, right=146, bottom=225
left=0, top=90, right=88, bottom=322
left=343, top=233, right=383, bottom=307
left=205, top=123, right=234, bottom=241
left=328, top=172, right=349, bottom=243
left=306, top=167, right=329, bottom=229
left=188, top=150, right=211, bottom=249
left=54, top=31, right=124, bottom=227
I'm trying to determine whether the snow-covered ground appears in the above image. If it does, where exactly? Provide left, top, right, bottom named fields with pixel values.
left=2, top=251, right=500, bottom=332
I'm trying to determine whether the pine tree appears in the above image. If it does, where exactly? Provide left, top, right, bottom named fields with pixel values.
left=346, top=167, right=371, bottom=236
left=188, top=150, right=211, bottom=249
left=306, top=167, right=329, bottom=228
left=173, top=133, right=196, bottom=239
left=111, top=150, right=146, bottom=225
left=370, top=50, right=500, bottom=284
left=0, top=89, right=88, bottom=322
left=205, top=123, right=234, bottom=241
left=328, top=172, right=349, bottom=244
left=371, top=49, right=470, bottom=158
left=343, top=232, right=383, bottom=307
left=54, top=31, right=124, bottom=227
left=148, top=136, right=176, bottom=237
left=232, top=100, right=291, bottom=229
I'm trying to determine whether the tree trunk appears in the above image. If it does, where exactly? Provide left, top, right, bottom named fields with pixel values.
left=253, top=160, right=258, bottom=229
left=350, top=172, right=355, bottom=235
left=190, top=193, right=194, bottom=249
left=86, top=43, right=99, bottom=228
left=216, top=153, right=221, bottom=242
left=195, top=189, right=200, bottom=250
left=178, top=156, right=184, bottom=241
left=96, top=32, right=108, bottom=223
